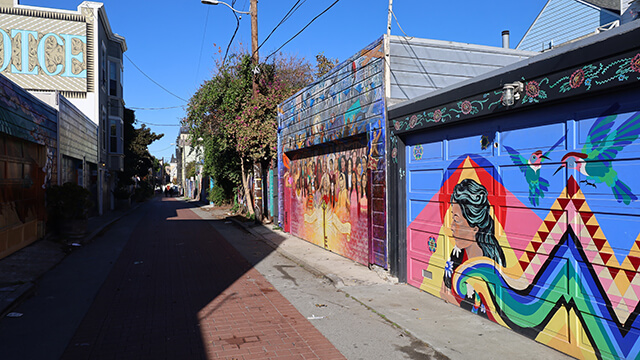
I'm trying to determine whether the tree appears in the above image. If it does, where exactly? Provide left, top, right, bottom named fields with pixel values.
left=184, top=50, right=313, bottom=217
left=120, top=108, right=164, bottom=187
left=315, top=52, right=339, bottom=79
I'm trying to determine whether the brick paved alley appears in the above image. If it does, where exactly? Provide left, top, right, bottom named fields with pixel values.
left=61, top=198, right=345, bottom=360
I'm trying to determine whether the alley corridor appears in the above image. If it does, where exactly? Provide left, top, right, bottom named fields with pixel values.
left=59, top=198, right=345, bottom=359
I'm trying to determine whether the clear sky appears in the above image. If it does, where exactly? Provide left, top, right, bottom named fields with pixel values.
left=21, top=0, right=548, bottom=160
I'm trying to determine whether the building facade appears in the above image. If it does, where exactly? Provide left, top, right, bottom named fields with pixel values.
left=278, top=35, right=535, bottom=269
left=0, top=0, right=126, bottom=214
left=389, top=20, right=640, bottom=360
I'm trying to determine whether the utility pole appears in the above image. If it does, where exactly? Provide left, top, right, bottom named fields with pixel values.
left=251, top=0, right=259, bottom=96
left=250, top=0, right=264, bottom=222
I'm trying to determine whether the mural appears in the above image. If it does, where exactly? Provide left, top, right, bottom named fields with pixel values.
left=407, top=110, right=640, bottom=359
left=284, top=141, right=371, bottom=264
left=279, top=38, right=387, bottom=266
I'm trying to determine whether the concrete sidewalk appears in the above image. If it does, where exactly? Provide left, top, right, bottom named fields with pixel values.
left=0, top=203, right=141, bottom=319
left=194, top=204, right=573, bottom=360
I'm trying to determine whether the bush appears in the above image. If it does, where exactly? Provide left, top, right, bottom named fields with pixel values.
left=133, top=181, right=154, bottom=202
left=207, top=185, right=226, bottom=206
left=113, top=186, right=131, bottom=200
left=46, top=182, right=93, bottom=220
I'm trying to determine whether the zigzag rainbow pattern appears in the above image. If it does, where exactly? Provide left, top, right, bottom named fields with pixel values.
left=453, top=176, right=640, bottom=359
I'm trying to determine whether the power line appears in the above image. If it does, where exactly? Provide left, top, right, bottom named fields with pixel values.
left=223, top=0, right=241, bottom=66
left=135, top=120, right=182, bottom=127
left=254, top=0, right=306, bottom=57
left=124, top=54, right=188, bottom=103
left=195, top=6, right=211, bottom=86
left=265, top=0, right=341, bottom=61
left=129, top=105, right=185, bottom=110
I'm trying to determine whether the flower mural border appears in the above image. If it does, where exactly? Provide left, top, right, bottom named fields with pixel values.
left=391, top=49, right=640, bottom=135
left=389, top=49, right=640, bottom=176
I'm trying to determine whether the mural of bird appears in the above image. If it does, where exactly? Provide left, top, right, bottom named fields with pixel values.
left=553, top=111, right=640, bottom=205
left=504, top=135, right=565, bottom=207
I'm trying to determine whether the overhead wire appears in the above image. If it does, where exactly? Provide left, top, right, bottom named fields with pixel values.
left=124, top=54, right=188, bottom=103
left=222, top=0, right=242, bottom=66
left=254, top=0, right=306, bottom=57
left=195, top=7, right=211, bottom=86
left=135, top=120, right=182, bottom=127
left=264, top=0, right=342, bottom=61
left=129, top=105, right=185, bottom=111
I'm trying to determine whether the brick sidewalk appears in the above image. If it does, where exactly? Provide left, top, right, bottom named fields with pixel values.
left=199, top=267, right=345, bottom=359
left=61, top=198, right=344, bottom=360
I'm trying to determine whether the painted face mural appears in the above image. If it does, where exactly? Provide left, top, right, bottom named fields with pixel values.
left=407, top=110, right=640, bottom=360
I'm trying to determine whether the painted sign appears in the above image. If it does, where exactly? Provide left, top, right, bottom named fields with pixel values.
left=0, top=13, right=87, bottom=92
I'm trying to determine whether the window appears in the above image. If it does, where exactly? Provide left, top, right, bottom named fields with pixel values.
left=110, top=120, right=117, bottom=153
left=101, top=43, right=107, bottom=89
left=109, top=119, right=123, bottom=154
left=109, top=61, right=118, bottom=96
left=102, top=107, right=107, bottom=150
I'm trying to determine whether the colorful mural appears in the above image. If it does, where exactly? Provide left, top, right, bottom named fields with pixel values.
left=278, top=38, right=387, bottom=266
left=407, top=110, right=640, bottom=359
left=284, top=141, right=371, bottom=264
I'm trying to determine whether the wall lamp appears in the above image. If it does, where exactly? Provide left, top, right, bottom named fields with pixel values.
left=502, top=81, right=523, bottom=107
left=201, top=0, right=250, bottom=14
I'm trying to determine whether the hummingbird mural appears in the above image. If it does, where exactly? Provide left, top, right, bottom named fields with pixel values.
left=553, top=111, right=640, bottom=205
left=504, top=135, right=565, bottom=206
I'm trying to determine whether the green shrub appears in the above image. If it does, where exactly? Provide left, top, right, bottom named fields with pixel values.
left=207, top=185, right=226, bottom=206
left=134, top=181, right=154, bottom=202
left=47, top=182, right=93, bottom=220
left=113, top=186, right=131, bottom=200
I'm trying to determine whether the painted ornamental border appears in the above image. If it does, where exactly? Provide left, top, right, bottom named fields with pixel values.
left=389, top=49, right=640, bottom=168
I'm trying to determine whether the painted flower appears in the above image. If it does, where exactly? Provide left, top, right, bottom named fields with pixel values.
left=394, top=120, right=402, bottom=131
left=433, top=109, right=442, bottom=122
left=444, top=260, right=453, bottom=278
left=569, top=69, right=585, bottom=89
left=413, top=144, right=424, bottom=161
left=619, top=75, right=626, bottom=81
left=460, top=100, right=472, bottom=115
left=428, top=236, right=437, bottom=253
left=631, top=53, right=640, bottom=73
left=525, top=80, right=540, bottom=98
left=585, top=78, right=592, bottom=86
left=409, top=115, right=418, bottom=128
left=391, top=147, right=398, bottom=159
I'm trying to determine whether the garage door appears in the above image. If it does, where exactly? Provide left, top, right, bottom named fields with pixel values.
left=404, top=108, right=640, bottom=359
left=284, top=139, right=371, bottom=265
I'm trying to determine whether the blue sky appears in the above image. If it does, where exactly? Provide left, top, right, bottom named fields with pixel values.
left=21, top=0, right=548, bottom=160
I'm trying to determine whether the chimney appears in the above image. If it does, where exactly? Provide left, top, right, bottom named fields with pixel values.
left=502, top=30, right=510, bottom=49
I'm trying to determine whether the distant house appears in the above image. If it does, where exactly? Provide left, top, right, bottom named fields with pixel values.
left=517, top=0, right=639, bottom=52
